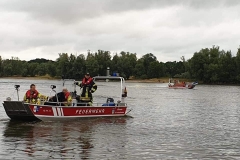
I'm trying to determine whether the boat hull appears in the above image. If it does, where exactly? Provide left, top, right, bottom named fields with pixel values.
left=28, top=105, right=127, bottom=121
left=168, top=84, right=196, bottom=89
left=3, top=101, right=39, bottom=121
left=169, top=86, right=187, bottom=89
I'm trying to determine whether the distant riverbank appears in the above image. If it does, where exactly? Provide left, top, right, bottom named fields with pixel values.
left=127, top=78, right=167, bottom=83
left=127, top=78, right=194, bottom=83
left=0, top=76, right=193, bottom=83
left=0, top=75, right=58, bottom=80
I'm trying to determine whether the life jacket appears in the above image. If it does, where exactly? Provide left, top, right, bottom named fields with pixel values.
left=82, top=77, right=93, bottom=86
left=26, top=90, right=39, bottom=99
left=64, top=92, right=70, bottom=101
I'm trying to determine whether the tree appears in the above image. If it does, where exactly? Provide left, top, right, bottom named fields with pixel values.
left=1, top=46, right=240, bottom=84
left=56, top=53, right=70, bottom=77
left=134, top=59, right=146, bottom=79
left=21, top=62, right=28, bottom=77
left=141, top=53, right=157, bottom=75
left=28, top=58, right=52, bottom=63
left=218, top=50, right=236, bottom=83
left=0, top=56, right=2, bottom=76
left=73, top=54, right=86, bottom=80
left=35, top=63, right=47, bottom=76
left=95, top=50, right=112, bottom=76
left=86, top=53, right=99, bottom=76
left=111, top=52, right=137, bottom=79
left=46, top=62, right=57, bottom=77
left=148, top=61, right=160, bottom=78
left=235, top=47, right=240, bottom=82
left=189, top=48, right=210, bottom=81
left=27, top=63, right=38, bottom=77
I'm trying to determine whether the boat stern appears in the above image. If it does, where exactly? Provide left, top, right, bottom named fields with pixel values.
left=3, top=101, right=39, bottom=121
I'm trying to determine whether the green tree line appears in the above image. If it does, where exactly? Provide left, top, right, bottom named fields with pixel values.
left=0, top=46, right=240, bottom=83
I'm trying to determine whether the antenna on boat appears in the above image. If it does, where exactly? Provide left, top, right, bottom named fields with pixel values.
left=14, top=85, right=20, bottom=101
left=62, top=75, right=65, bottom=86
left=73, top=80, right=77, bottom=98
left=50, top=85, right=59, bottom=105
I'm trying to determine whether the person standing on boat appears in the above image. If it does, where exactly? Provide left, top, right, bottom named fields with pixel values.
left=61, top=87, right=72, bottom=106
left=23, top=84, right=47, bottom=104
left=75, top=73, right=97, bottom=105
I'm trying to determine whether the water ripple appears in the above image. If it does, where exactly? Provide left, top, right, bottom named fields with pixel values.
left=1, top=80, right=240, bottom=159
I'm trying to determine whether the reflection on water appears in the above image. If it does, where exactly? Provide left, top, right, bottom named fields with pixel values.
left=1, top=117, right=128, bottom=159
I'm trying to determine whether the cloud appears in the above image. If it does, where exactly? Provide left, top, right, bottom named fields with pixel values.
left=0, top=0, right=240, bottom=62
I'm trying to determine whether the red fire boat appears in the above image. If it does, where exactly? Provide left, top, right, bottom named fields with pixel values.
left=2, top=76, right=131, bottom=121
left=168, top=78, right=198, bottom=89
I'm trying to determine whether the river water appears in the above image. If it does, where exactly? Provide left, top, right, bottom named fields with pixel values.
left=0, top=79, right=240, bottom=159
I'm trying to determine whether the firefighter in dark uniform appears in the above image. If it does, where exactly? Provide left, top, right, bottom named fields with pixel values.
left=75, top=73, right=97, bottom=105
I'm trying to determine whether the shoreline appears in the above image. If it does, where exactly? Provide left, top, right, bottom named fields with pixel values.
left=126, top=79, right=167, bottom=83
left=126, top=78, right=192, bottom=83
left=0, top=76, right=190, bottom=83
left=0, top=76, right=58, bottom=80
left=2, top=76, right=239, bottom=85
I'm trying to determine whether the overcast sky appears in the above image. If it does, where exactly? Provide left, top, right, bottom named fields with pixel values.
left=0, top=0, right=240, bottom=62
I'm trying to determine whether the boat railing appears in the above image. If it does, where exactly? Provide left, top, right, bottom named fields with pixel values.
left=93, top=76, right=126, bottom=103
left=60, top=76, right=127, bottom=103
left=61, top=79, right=75, bottom=87
left=29, top=100, right=127, bottom=107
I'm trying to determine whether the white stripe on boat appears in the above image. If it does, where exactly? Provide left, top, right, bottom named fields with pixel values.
left=52, top=107, right=57, bottom=116
left=61, top=107, right=64, bottom=116
left=57, top=107, right=62, bottom=116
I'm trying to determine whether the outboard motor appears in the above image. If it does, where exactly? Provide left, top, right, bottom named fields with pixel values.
left=193, top=81, right=198, bottom=85
left=188, top=82, right=198, bottom=89
left=107, top=98, right=114, bottom=103
left=122, top=87, right=127, bottom=97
